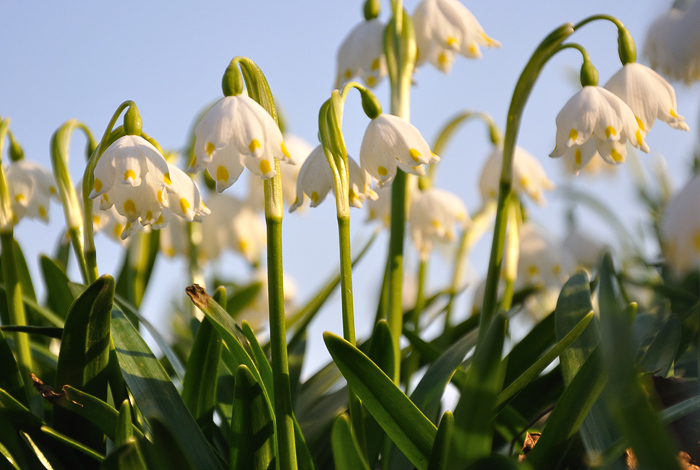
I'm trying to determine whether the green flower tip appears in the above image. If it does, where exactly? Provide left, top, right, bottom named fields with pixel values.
left=580, top=58, right=599, bottom=87
left=363, top=0, right=380, bottom=21
left=360, top=88, right=382, bottom=119
left=124, top=104, right=143, bottom=136
left=8, top=133, right=24, bottom=162
left=221, top=62, right=244, bottom=97
left=617, top=27, right=637, bottom=65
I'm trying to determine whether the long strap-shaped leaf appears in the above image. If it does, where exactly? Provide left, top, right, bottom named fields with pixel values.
left=332, top=414, right=370, bottom=470
left=323, top=332, right=437, bottom=470
left=111, top=307, right=225, bottom=470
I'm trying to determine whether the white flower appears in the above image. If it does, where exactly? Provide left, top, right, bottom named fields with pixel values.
left=549, top=86, right=648, bottom=173
left=335, top=19, right=387, bottom=89
left=409, top=187, right=469, bottom=259
left=4, top=160, right=58, bottom=225
left=248, top=134, right=313, bottom=211
left=365, top=185, right=393, bottom=227
left=660, top=173, right=700, bottom=279
left=604, top=62, right=689, bottom=135
left=514, top=222, right=572, bottom=288
left=92, top=200, right=131, bottom=244
left=191, top=95, right=294, bottom=191
left=562, top=229, right=607, bottom=270
left=90, top=135, right=209, bottom=239
left=158, top=212, right=189, bottom=258
left=644, top=1, right=700, bottom=84
left=290, top=145, right=377, bottom=212
left=479, top=145, right=554, bottom=205
left=200, top=193, right=265, bottom=263
left=413, top=0, right=500, bottom=73
left=360, top=114, right=439, bottom=185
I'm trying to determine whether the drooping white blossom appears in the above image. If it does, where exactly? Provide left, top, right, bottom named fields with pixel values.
left=413, top=0, right=500, bottom=73
left=191, top=95, right=294, bottom=191
left=513, top=222, right=572, bottom=289
left=409, top=187, right=469, bottom=259
left=645, top=0, right=700, bottom=84
left=604, top=62, right=689, bottom=135
left=336, top=19, right=387, bottom=89
left=4, top=160, right=58, bottom=225
left=479, top=145, right=554, bottom=205
left=550, top=86, right=648, bottom=173
left=360, top=114, right=439, bottom=185
left=660, top=173, right=700, bottom=279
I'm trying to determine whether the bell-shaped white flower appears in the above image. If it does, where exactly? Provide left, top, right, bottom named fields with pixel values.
left=249, top=134, right=313, bottom=211
left=644, top=1, right=700, bottom=84
left=660, top=173, right=700, bottom=279
left=409, top=187, right=469, bottom=259
left=413, top=0, right=500, bottom=73
left=91, top=200, right=131, bottom=244
left=90, top=135, right=209, bottom=238
left=550, top=86, right=648, bottom=173
left=479, top=145, right=554, bottom=205
left=290, top=145, right=377, bottom=212
left=360, top=114, right=439, bottom=185
left=200, top=193, right=266, bottom=263
left=562, top=228, right=606, bottom=271
left=336, top=19, right=387, bottom=89
left=5, top=160, right=58, bottom=224
left=604, top=63, right=689, bottom=135
left=191, top=95, right=294, bottom=191
left=365, top=185, right=393, bottom=227
left=158, top=212, right=189, bottom=258
left=514, top=222, right=572, bottom=288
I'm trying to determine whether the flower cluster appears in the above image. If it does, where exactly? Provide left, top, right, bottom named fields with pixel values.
left=479, top=145, right=554, bottom=205
left=409, top=187, right=469, bottom=259
left=5, top=160, right=58, bottom=225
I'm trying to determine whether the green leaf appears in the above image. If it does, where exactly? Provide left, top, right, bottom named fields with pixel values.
left=140, top=418, right=200, bottom=470
left=19, top=431, right=68, bottom=470
left=115, top=400, right=133, bottom=448
left=40, top=425, right=105, bottom=463
left=0, top=411, right=30, bottom=470
left=11, top=239, right=36, bottom=303
left=525, top=349, right=606, bottom=468
left=497, top=311, right=594, bottom=408
left=181, top=318, right=222, bottom=422
left=230, top=365, right=276, bottom=470
left=428, top=412, right=453, bottom=470
left=331, top=414, right=370, bottom=470
left=39, top=256, right=74, bottom=321
left=554, top=272, right=616, bottom=462
left=323, top=332, right=436, bottom=470
left=0, top=284, right=65, bottom=327
left=367, top=320, right=394, bottom=469
left=225, top=282, right=262, bottom=320
left=0, top=326, right=62, bottom=339
left=465, top=455, right=531, bottom=470
left=638, top=316, right=680, bottom=376
left=0, top=329, right=28, bottom=407
left=598, top=254, right=682, bottom=470
left=101, top=438, right=148, bottom=470
left=502, top=311, right=555, bottom=386
left=450, top=312, right=507, bottom=466
left=240, top=321, right=275, bottom=407
left=111, top=307, right=225, bottom=470
left=53, top=275, right=114, bottom=457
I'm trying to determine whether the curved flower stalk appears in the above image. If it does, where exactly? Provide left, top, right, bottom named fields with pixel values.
left=660, top=173, right=700, bottom=280
left=336, top=19, right=387, bottom=89
left=479, top=145, right=554, bottom=205
left=290, top=145, right=376, bottom=212
left=645, top=0, right=700, bottom=83
left=199, top=193, right=266, bottom=264
left=409, top=187, right=469, bottom=260
left=360, top=113, right=439, bottom=185
left=413, top=0, right=500, bottom=73
left=249, top=134, right=312, bottom=211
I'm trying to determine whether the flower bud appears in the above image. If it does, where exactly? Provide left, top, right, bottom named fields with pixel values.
left=360, top=87, right=382, bottom=120
left=617, top=27, right=637, bottom=65
left=580, top=58, right=599, bottom=87
left=8, top=133, right=24, bottom=162
left=124, top=104, right=142, bottom=136
left=221, top=62, right=244, bottom=97
left=364, top=0, right=380, bottom=20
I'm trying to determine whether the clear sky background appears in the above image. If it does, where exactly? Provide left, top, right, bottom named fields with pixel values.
left=2, top=1, right=699, bottom=376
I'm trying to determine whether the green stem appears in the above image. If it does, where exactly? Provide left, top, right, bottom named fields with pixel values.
left=337, top=217, right=356, bottom=344
left=1, top=232, right=33, bottom=393
left=479, top=23, right=574, bottom=343
left=403, top=258, right=427, bottom=390
left=265, top=184, right=297, bottom=470
left=82, top=100, right=135, bottom=283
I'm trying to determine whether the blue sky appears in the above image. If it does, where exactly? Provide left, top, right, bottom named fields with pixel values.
left=2, top=1, right=698, bottom=374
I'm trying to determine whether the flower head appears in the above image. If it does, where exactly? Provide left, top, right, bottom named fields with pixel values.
left=199, top=193, right=266, bottom=263
left=90, top=135, right=209, bottom=239
left=413, top=0, right=500, bottom=73
left=191, top=95, right=294, bottom=191
left=644, top=1, right=700, bottom=84
left=360, top=114, right=439, bottom=185
left=409, top=187, right=469, bottom=259
left=514, top=222, right=572, bottom=288
left=660, top=173, right=700, bottom=279
left=479, top=145, right=554, bottom=205
left=336, top=19, right=387, bottom=89
left=290, top=145, right=377, bottom=212
left=550, top=86, right=648, bottom=173
left=604, top=62, right=689, bottom=135
left=5, top=160, right=58, bottom=225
